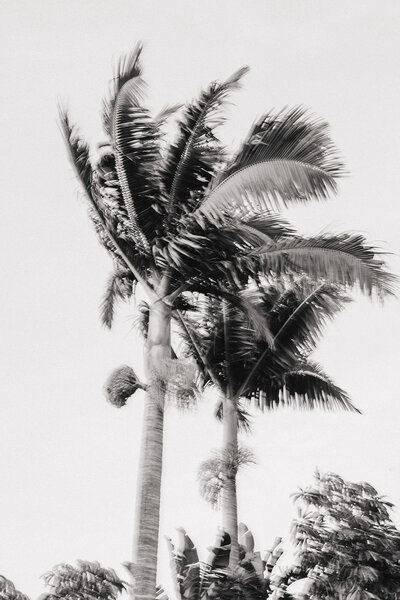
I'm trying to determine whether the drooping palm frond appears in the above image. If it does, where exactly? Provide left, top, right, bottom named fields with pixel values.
left=133, top=300, right=150, bottom=339
left=199, top=446, right=256, bottom=507
left=100, top=269, right=135, bottom=328
left=163, top=67, right=249, bottom=216
left=60, top=109, right=158, bottom=297
left=247, top=233, right=396, bottom=298
left=112, top=73, right=164, bottom=250
left=59, top=108, right=127, bottom=263
left=250, top=360, right=359, bottom=413
left=102, top=43, right=143, bottom=137
left=199, top=107, right=345, bottom=220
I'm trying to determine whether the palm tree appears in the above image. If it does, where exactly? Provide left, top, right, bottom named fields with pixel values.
left=60, top=45, right=393, bottom=600
left=180, top=279, right=361, bottom=568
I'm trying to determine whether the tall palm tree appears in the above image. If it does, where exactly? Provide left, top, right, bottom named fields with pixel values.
left=60, top=45, right=393, bottom=600
left=180, top=279, right=362, bottom=568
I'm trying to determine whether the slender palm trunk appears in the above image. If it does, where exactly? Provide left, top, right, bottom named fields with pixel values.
left=221, top=394, right=239, bottom=570
left=132, top=278, right=171, bottom=600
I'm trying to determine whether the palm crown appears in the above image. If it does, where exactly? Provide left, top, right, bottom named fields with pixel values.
left=60, top=44, right=393, bottom=313
left=181, top=279, right=357, bottom=414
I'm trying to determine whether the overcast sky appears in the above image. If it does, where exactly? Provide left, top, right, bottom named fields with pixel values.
left=1, top=1, right=400, bottom=597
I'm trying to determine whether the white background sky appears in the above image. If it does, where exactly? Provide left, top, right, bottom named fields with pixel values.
left=1, top=1, right=400, bottom=597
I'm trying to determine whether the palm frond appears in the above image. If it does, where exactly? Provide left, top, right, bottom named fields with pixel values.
left=198, top=446, right=255, bottom=507
left=59, top=107, right=140, bottom=269
left=157, top=211, right=293, bottom=291
left=85, top=206, right=120, bottom=259
left=250, top=360, right=359, bottom=413
left=91, top=148, right=133, bottom=243
left=231, top=214, right=295, bottom=244
left=100, top=269, right=135, bottom=328
left=59, top=106, right=93, bottom=195
left=175, top=310, right=221, bottom=390
left=215, top=289, right=275, bottom=348
left=271, top=278, right=351, bottom=353
left=163, top=67, right=248, bottom=215
left=133, top=300, right=150, bottom=339
left=247, top=233, right=396, bottom=298
left=235, top=279, right=350, bottom=399
left=102, top=43, right=143, bottom=136
left=199, top=107, right=344, bottom=220
left=220, top=214, right=294, bottom=250
left=113, top=73, right=164, bottom=250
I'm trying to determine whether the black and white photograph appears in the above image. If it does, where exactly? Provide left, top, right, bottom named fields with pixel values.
left=1, top=2, right=400, bottom=599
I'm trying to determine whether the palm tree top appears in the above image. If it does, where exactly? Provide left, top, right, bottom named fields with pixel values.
left=60, top=44, right=395, bottom=324
left=180, top=278, right=358, bottom=413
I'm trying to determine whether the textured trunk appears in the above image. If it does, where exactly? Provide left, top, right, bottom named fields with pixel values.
left=221, top=395, right=239, bottom=570
left=132, top=279, right=171, bottom=600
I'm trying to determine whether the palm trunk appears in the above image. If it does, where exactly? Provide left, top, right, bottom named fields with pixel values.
left=221, top=394, right=239, bottom=570
left=132, top=278, right=171, bottom=600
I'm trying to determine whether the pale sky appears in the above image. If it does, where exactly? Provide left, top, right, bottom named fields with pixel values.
left=1, top=1, right=400, bottom=597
